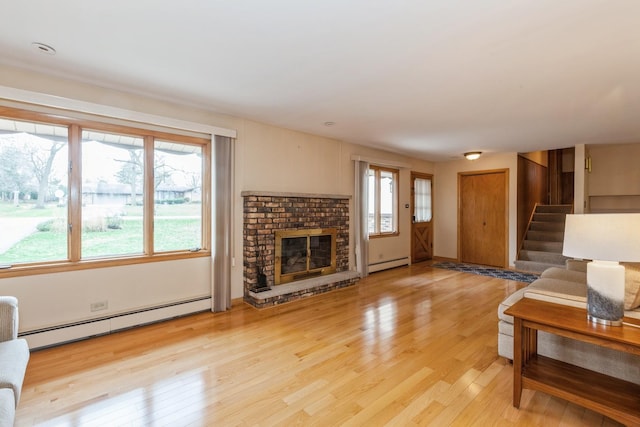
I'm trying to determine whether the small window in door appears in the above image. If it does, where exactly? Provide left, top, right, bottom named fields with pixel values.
left=414, top=177, right=432, bottom=222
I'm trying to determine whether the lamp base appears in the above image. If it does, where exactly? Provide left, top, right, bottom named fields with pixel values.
left=587, top=313, right=623, bottom=327
left=586, top=280, right=624, bottom=327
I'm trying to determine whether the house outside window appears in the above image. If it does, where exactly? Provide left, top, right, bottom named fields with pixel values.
left=368, top=165, right=398, bottom=236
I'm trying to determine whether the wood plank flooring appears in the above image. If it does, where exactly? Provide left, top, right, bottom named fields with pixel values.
left=16, top=263, right=623, bottom=426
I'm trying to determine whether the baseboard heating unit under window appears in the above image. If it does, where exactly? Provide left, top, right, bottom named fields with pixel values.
left=368, top=257, right=410, bottom=273
left=19, top=297, right=211, bottom=350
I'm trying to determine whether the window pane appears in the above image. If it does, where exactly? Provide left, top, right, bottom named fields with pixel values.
left=380, top=170, right=395, bottom=233
left=0, top=119, right=69, bottom=264
left=153, top=141, right=202, bottom=252
left=81, top=130, right=144, bottom=258
left=414, top=177, right=432, bottom=222
left=367, top=170, right=376, bottom=234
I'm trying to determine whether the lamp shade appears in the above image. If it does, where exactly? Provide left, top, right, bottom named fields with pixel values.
left=563, top=213, right=640, bottom=262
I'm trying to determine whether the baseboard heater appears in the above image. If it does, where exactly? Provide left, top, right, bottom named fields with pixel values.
left=368, top=257, right=410, bottom=273
left=20, top=296, right=211, bottom=350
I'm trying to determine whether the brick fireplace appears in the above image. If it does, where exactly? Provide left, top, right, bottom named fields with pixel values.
left=242, top=191, right=359, bottom=308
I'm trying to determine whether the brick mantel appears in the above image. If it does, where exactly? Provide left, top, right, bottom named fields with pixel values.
left=241, top=191, right=352, bottom=200
left=242, top=191, right=356, bottom=307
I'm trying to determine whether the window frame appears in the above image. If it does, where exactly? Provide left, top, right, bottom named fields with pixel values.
left=368, top=164, right=399, bottom=238
left=0, top=107, right=211, bottom=278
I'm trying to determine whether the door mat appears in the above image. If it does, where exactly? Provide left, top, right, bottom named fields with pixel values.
left=432, top=262, right=539, bottom=284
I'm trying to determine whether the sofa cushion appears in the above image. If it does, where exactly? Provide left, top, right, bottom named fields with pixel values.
left=523, top=278, right=586, bottom=308
left=540, top=267, right=586, bottom=284
left=0, top=389, right=15, bottom=427
left=498, top=320, right=512, bottom=336
left=566, top=259, right=588, bottom=273
left=497, top=287, right=528, bottom=323
left=0, top=339, right=29, bottom=407
left=0, top=388, right=16, bottom=427
left=0, top=297, right=18, bottom=342
left=622, top=262, right=640, bottom=310
left=498, top=328, right=514, bottom=360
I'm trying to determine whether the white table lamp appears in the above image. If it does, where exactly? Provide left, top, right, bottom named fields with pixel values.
left=563, top=213, right=640, bottom=326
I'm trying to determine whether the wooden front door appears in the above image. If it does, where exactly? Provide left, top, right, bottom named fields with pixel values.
left=459, top=169, right=508, bottom=268
left=411, top=172, right=433, bottom=263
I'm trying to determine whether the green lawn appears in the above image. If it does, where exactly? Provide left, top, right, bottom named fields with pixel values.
left=0, top=202, right=65, bottom=218
left=0, top=201, right=201, bottom=217
left=123, top=203, right=202, bottom=217
left=0, top=202, right=202, bottom=263
left=0, top=230, right=67, bottom=263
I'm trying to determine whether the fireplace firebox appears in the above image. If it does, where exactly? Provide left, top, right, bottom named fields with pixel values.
left=275, top=228, right=337, bottom=284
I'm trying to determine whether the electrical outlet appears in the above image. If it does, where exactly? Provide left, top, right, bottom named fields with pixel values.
left=90, top=301, right=108, bottom=312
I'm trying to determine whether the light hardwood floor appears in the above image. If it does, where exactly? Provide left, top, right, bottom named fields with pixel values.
left=16, top=263, right=623, bottom=426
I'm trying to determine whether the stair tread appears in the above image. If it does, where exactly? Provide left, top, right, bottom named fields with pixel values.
left=526, top=230, right=565, bottom=242
left=535, top=204, right=573, bottom=214
left=515, top=259, right=566, bottom=274
left=529, top=221, right=565, bottom=231
left=519, top=249, right=569, bottom=263
left=532, top=213, right=568, bottom=222
left=522, top=241, right=563, bottom=253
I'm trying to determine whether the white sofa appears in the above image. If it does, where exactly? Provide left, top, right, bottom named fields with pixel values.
left=0, top=297, right=30, bottom=427
left=498, top=260, right=640, bottom=385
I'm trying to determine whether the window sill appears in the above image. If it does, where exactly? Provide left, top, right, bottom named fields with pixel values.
left=369, top=232, right=400, bottom=239
left=0, top=250, right=211, bottom=279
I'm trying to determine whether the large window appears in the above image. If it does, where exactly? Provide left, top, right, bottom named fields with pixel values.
left=0, top=108, right=210, bottom=274
left=368, top=165, right=398, bottom=236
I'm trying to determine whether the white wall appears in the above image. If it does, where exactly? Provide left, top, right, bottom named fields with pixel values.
left=0, top=64, right=434, bottom=340
left=433, top=152, right=519, bottom=267
left=587, top=142, right=640, bottom=195
left=0, top=258, right=211, bottom=332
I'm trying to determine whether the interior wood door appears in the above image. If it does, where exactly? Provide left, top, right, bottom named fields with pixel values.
left=411, top=172, right=433, bottom=263
left=459, top=170, right=508, bottom=268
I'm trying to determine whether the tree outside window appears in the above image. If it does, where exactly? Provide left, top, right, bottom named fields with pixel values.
left=0, top=119, right=69, bottom=264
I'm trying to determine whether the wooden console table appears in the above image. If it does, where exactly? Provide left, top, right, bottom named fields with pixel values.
left=504, top=298, right=640, bottom=425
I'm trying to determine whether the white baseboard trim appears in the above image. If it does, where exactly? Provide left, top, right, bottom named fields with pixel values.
left=368, top=257, right=410, bottom=273
left=21, top=297, right=211, bottom=350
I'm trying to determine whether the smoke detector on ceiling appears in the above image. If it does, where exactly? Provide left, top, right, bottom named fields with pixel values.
left=31, top=42, right=56, bottom=55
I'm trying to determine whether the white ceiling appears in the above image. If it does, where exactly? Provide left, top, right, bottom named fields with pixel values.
left=1, top=1, right=639, bottom=161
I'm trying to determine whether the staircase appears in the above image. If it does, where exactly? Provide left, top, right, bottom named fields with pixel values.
left=515, top=204, right=573, bottom=274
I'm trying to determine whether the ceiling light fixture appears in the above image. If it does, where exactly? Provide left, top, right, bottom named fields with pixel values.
left=31, top=42, right=56, bottom=55
left=464, top=151, right=482, bottom=160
